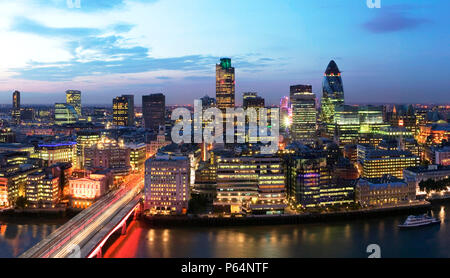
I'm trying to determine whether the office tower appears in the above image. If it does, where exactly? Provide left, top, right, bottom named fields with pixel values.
left=200, top=95, right=216, bottom=109
left=216, top=58, right=235, bottom=110
left=242, top=92, right=265, bottom=109
left=66, top=90, right=82, bottom=116
left=36, top=142, right=77, bottom=166
left=290, top=85, right=317, bottom=144
left=214, top=155, right=286, bottom=214
left=76, top=130, right=102, bottom=169
left=321, top=60, right=344, bottom=137
left=12, top=90, right=20, bottom=125
left=144, top=154, right=189, bottom=215
left=54, top=103, right=79, bottom=125
left=125, top=142, right=146, bottom=171
left=142, top=93, right=165, bottom=131
left=357, top=145, right=420, bottom=179
left=113, top=95, right=134, bottom=126
left=26, top=172, right=60, bottom=208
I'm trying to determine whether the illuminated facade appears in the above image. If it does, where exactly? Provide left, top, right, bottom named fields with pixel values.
left=280, top=96, right=292, bottom=131
left=26, top=172, right=59, bottom=208
left=75, top=130, right=102, bottom=168
left=69, top=173, right=108, bottom=208
left=356, top=176, right=415, bottom=207
left=142, top=93, right=165, bottom=131
left=147, top=127, right=171, bottom=158
left=36, top=142, right=76, bottom=167
left=321, top=60, right=344, bottom=137
left=357, top=146, right=420, bottom=179
left=404, top=165, right=450, bottom=197
left=290, top=85, right=317, bottom=144
left=113, top=95, right=134, bottom=126
left=0, top=178, right=9, bottom=207
left=418, top=123, right=450, bottom=145
left=334, top=105, right=388, bottom=147
left=54, top=103, right=78, bottom=125
left=84, top=137, right=131, bottom=176
left=214, top=155, right=286, bottom=214
left=144, top=155, right=189, bottom=215
left=65, top=90, right=82, bottom=116
left=216, top=58, right=235, bottom=110
left=12, top=90, right=20, bottom=125
left=126, top=142, right=146, bottom=171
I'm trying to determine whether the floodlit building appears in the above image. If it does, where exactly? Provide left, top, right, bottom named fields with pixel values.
left=113, top=95, right=134, bottom=127
left=357, top=146, right=419, bottom=179
left=66, top=90, right=82, bottom=116
left=356, top=176, right=416, bottom=207
left=26, top=172, right=59, bottom=208
left=54, top=103, right=78, bottom=125
left=216, top=58, right=235, bottom=110
left=290, top=85, right=317, bottom=144
left=144, top=155, right=189, bottom=215
left=84, top=137, right=131, bottom=176
left=214, top=155, right=286, bottom=214
left=69, top=173, right=109, bottom=208
left=36, top=142, right=76, bottom=167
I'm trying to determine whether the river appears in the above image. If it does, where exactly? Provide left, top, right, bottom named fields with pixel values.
left=1, top=205, right=449, bottom=258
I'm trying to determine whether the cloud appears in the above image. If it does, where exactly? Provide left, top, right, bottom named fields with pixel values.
left=34, top=0, right=157, bottom=13
left=9, top=17, right=279, bottom=81
left=10, top=16, right=101, bottom=37
left=363, top=6, right=430, bottom=33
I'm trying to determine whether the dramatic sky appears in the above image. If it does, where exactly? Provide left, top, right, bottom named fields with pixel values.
left=0, top=0, right=448, bottom=105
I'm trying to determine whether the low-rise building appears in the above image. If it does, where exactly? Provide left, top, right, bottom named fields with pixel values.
left=68, top=173, right=109, bottom=208
left=356, top=176, right=416, bottom=207
left=404, top=165, right=450, bottom=197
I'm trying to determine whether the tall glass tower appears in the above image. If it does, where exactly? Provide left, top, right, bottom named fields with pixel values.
left=321, top=60, right=344, bottom=137
left=12, top=90, right=20, bottom=125
left=290, top=85, right=317, bottom=144
left=66, top=90, right=82, bottom=117
left=216, top=58, right=235, bottom=111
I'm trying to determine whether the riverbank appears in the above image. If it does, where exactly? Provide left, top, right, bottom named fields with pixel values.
left=0, top=208, right=79, bottom=220
left=144, top=202, right=432, bottom=227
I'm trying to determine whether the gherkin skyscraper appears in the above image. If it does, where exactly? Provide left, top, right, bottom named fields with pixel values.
left=321, top=60, right=344, bottom=137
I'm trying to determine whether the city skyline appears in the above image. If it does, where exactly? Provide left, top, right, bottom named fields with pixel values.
left=0, top=0, right=448, bottom=105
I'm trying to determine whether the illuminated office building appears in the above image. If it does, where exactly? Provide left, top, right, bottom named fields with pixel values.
left=290, top=85, right=317, bottom=144
left=390, top=105, right=417, bottom=135
left=26, top=172, right=59, bottom=208
left=144, top=155, right=189, bottom=215
left=321, top=60, right=344, bottom=137
left=84, top=137, right=131, bottom=176
left=357, top=146, right=419, bottom=179
left=113, top=95, right=134, bottom=126
left=147, top=126, right=171, bottom=158
left=12, top=90, right=20, bottom=125
left=142, top=93, right=165, bottom=131
left=76, top=130, right=102, bottom=169
left=216, top=58, right=235, bottom=110
left=54, top=103, right=78, bottom=125
left=0, top=128, right=15, bottom=143
left=66, top=90, right=82, bottom=116
left=334, top=105, right=388, bottom=147
left=126, top=142, right=146, bottom=172
left=214, top=155, right=286, bottom=215
left=36, top=142, right=76, bottom=167
left=243, top=92, right=265, bottom=109
left=356, top=176, right=415, bottom=207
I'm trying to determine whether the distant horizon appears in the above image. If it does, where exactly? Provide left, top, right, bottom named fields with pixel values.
left=0, top=0, right=448, bottom=105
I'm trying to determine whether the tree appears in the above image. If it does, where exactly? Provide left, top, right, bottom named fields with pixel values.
left=15, top=196, right=28, bottom=209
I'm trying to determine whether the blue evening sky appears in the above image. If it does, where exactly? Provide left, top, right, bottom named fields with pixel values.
left=0, top=0, right=448, bottom=105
